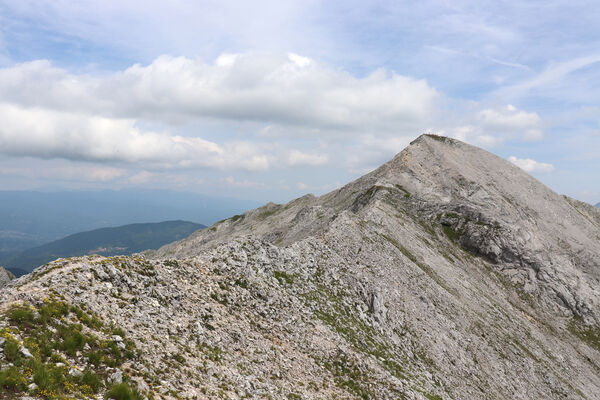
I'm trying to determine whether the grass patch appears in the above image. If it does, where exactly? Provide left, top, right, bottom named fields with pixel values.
left=0, top=365, right=27, bottom=392
left=381, top=234, right=458, bottom=297
left=3, top=336, right=20, bottom=361
left=0, top=299, right=148, bottom=399
left=106, top=382, right=144, bottom=400
left=394, top=184, right=411, bottom=198
left=442, top=225, right=459, bottom=242
left=273, top=270, right=295, bottom=285
left=568, top=316, right=600, bottom=351
left=324, top=355, right=372, bottom=400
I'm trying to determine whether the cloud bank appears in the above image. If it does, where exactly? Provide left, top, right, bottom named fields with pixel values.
left=0, top=52, right=546, bottom=178
left=0, top=53, right=439, bottom=131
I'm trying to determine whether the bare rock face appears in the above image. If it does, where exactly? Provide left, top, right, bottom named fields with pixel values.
left=1, top=134, right=599, bottom=399
left=0, top=266, right=14, bottom=288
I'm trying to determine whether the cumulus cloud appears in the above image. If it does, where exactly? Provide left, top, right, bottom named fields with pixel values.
left=508, top=156, right=555, bottom=173
left=0, top=53, right=551, bottom=178
left=0, top=53, right=439, bottom=132
left=0, top=52, right=445, bottom=174
left=446, top=104, right=544, bottom=146
left=477, top=105, right=543, bottom=140
left=0, top=103, right=269, bottom=171
left=345, top=134, right=413, bottom=174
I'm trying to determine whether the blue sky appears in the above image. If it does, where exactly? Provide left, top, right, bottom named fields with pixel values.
left=0, top=0, right=599, bottom=204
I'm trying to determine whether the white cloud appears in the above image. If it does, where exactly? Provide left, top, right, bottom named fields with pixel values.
left=0, top=53, right=440, bottom=133
left=296, top=182, right=308, bottom=190
left=287, top=52, right=312, bottom=67
left=0, top=53, right=444, bottom=175
left=505, top=55, right=600, bottom=93
left=447, top=104, right=544, bottom=146
left=344, top=134, right=414, bottom=174
left=508, top=156, right=555, bottom=173
left=287, top=150, right=328, bottom=166
left=477, top=105, right=543, bottom=140
left=0, top=103, right=269, bottom=171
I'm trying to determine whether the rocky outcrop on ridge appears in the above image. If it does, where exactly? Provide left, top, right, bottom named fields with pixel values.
left=1, top=134, right=599, bottom=400
left=0, top=266, right=13, bottom=288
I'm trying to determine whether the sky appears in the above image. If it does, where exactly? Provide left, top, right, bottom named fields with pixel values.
left=0, top=0, right=599, bottom=204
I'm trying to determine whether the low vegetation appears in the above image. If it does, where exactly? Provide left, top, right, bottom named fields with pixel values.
left=0, top=297, right=149, bottom=399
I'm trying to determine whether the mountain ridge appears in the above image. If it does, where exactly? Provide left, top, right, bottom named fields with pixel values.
left=153, top=134, right=600, bottom=322
left=1, top=134, right=599, bottom=399
left=2, top=220, right=205, bottom=277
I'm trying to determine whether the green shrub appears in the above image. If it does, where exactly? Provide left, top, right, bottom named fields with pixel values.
left=4, top=337, right=20, bottom=361
left=87, top=350, right=102, bottom=366
left=442, top=225, right=459, bottom=242
left=33, top=361, right=52, bottom=390
left=273, top=270, right=294, bottom=285
left=0, top=365, right=27, bottom=391
left=8, top=306, right=35, bottom=326
left=112, top=326, right=127, bottom=337
left=80, top=370, right=103, bottom=393
left=58, top=325, right=86, bottom=356
left=173, top=353, right=186, bottom=363
left=38, top=340, right=54, bottom=360
left=38, top=301, right=69, bottom=324
left=106, top=383, right=143, bottom=400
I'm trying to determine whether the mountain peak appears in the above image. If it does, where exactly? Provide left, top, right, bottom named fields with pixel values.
left=2, top=135, right=600, bottom=399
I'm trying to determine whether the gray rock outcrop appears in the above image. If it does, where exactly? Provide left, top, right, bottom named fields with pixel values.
left=0, top=266, right=14, bottom=288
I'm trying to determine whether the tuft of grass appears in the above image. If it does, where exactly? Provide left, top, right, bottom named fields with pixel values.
left=106, top=382, right=144, bottom=400
left=58, top=324, right=87, bottom=356
left=273, top=270, right=295, bottom=285
left=231, top=214, right=244, bottom=222
left=568, top=316, right=600, bottom=351
left=0, top=365, right=27, bottom=392
left=173, top=353, right=186, bottom=364
left=8, top=306, right=35, bottom=326
left=442, top=225, right=459, bottom=243
left=80, top=370, right=103, bottom=393
left=32, top=360, right=52, bottom=390
left=4, top=337, right=20, bottom=361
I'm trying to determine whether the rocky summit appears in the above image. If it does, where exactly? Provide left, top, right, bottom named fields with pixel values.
left=1, top=134, right=599, bottom=400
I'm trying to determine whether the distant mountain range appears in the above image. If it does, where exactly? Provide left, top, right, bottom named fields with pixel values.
left=1, top=220, right=204, bottom=276
left=596, top=202, right=600, bottom=207
left=0, top=189, right=258, bottom=253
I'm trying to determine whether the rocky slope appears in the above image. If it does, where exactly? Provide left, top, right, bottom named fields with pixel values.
left=1, top=134, right=599, bottom=400
left=0, top=267, right=13, bottom=288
